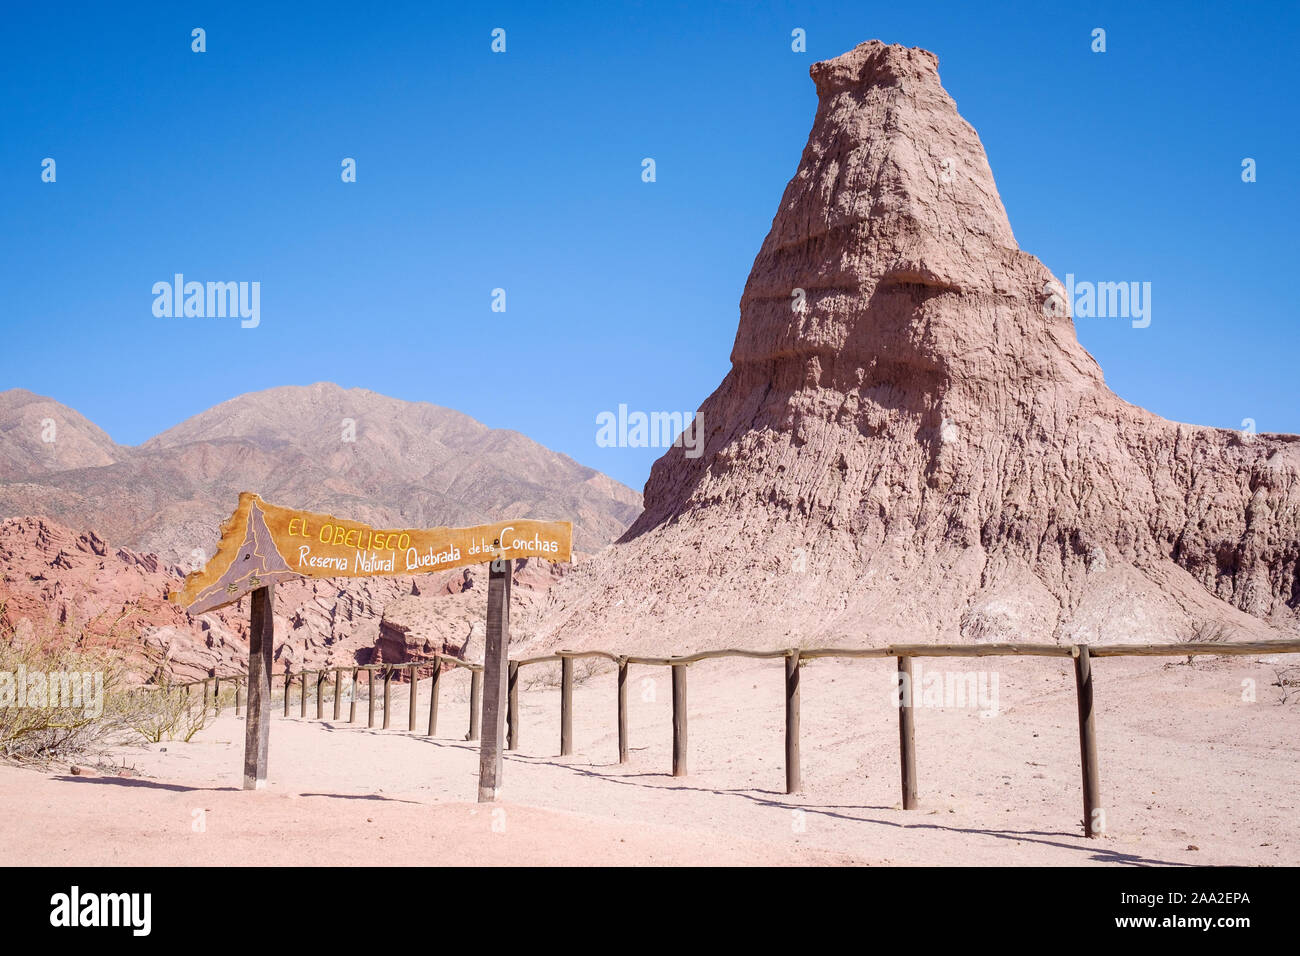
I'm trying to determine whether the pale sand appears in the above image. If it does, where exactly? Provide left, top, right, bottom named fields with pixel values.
left=1, top=654, right=1295, bottom=866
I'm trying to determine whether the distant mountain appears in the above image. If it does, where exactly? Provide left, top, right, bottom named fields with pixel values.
left=0, top=389, right=123, bottom=478
left=0, top=383, right=642, bottom=563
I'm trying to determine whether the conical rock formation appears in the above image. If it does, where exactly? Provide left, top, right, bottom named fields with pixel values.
left=530, top=41, right=1300, bottom=652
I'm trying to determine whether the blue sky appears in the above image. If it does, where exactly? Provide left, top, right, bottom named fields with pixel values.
left=2, top=0, right=1296, bottom=492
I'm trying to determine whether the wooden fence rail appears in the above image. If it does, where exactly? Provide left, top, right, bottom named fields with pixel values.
left=175, top=639, right=1300, bottom=837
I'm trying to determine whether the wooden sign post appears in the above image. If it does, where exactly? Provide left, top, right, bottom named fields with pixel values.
left=477, top=551, right=512, bottom=801
left=243, top=584, right=275, bottom=789
left=170, top=493, right=571, bottom=796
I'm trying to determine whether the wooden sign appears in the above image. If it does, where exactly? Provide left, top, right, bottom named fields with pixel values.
left=170, top=492, right=573, bottom=614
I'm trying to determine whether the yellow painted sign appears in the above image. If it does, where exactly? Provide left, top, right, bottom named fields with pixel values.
left=170, top=492, right=572, bottom=614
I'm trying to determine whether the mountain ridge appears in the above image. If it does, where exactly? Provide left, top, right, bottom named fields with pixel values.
left=0, top=382, right=641, bottom=560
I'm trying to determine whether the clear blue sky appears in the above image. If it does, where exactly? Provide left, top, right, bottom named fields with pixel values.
left=3, top=0, right=1296, bottom=492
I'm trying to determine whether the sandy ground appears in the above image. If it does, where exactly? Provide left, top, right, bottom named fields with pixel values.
left=1, top=653, right=1296, bottom=866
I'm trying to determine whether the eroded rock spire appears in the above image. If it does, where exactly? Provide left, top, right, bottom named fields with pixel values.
left=530, top=41, right=1299, bottom=652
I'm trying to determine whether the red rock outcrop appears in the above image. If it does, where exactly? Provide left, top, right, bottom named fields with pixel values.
left=0, top=516, right=241, bottom=682
left=527, top=40, right=1300, bottom=652
left=374, top=559, right=561, bottom=665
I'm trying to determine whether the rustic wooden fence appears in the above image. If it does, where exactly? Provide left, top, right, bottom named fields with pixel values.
left=185, top=658, right=485, bottom=739
left=177, top=639, right=1300, bottom=837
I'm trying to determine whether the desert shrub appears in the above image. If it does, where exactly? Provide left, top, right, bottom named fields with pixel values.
left=518, top=655, right=607, bottom=691
left=1174, top=620, right=1236, bottom=665
left=121, top=684, right=209, bottom=743
left=0, top=606, right=139, bottom=763
left=1184, top=621, right=1234, bottom=644
left=1271, top=665, right=1300, bottom=705
left=0, top=598, right=225, bottom=761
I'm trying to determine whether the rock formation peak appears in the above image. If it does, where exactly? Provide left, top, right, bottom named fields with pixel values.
left=529, top=41, right=1300, bottom=653
left=732, top=40, right=1100, bottom=399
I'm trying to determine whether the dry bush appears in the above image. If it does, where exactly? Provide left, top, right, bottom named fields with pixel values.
left=1271, top=665, right=1300, bottom=705
left=1175, top=620, right=1236, bottom=665
left=0, top=604, right=139, bottom=763
left=1182, top=620, right=1234, bottom=644
left=122, top=684, right=209, bottom=743
left=518, top=656, right=608, bottom=691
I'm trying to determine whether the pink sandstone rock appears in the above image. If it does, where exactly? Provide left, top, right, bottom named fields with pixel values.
left=526, top=40, right=1300, bottom=654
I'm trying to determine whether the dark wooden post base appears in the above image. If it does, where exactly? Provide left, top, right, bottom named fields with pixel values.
left=897, top=656, right=917, bottom=809
left=1074, top=645, right=1103, bottom=837
left=785, top=650, right=800, bottom=794
left=672, top=664, right=687, bottom=777
left=477, top=557, right=511, bottom=801
left=242, top=585, right=275, bottom=790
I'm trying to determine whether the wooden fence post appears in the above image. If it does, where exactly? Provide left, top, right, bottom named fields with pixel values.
left=234, top=679, right=243, bottom=717
left=560, top=653, right=574, bottom=756
left=672, top=663, right=687, bottom=777
left=785, top=649, right=801, bottom=795
left=1074, top=644, right=1103, bottom=837
left=283, top=672, right=291, bottom=717
left=408, top=663, right=419, bottom=732
left=897, top=656, right=917, bottom=809
left=316, top=671, right=325, bottom=719
left=617, top=659, right=628, bottom=764
left=213, top=677, right=221, bottom=715
left=467, top=669, right=482, bottom=741
left=478, top=556, right=512, bottom=801
left=333, top=668, right=342, bottom=721
left=299, top=671, right=307, bottom=718
left=427, top=660, right=441, bottom=736
left=382, top=667, right=393, bottom=729
left=367, top=668, right=376, bottom=728
left=506, top=661, right=519, bottom=750
left=204, top=678, right=212, bottom=715
left=243, top=584, right=275, bottom=790
left=348, top=668, right=358, bottom=723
